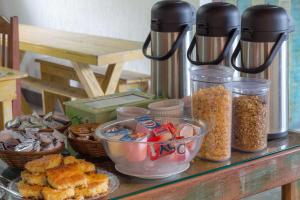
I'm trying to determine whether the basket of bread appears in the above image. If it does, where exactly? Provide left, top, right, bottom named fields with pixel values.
left=67, top=124, right=106, bottom=158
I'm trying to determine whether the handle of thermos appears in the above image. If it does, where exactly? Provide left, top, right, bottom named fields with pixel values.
left=231, top=33, right=287, bottom=74
left=142, top=25, right=190, bottom=61
left=187, top=28, right=239, bottom=65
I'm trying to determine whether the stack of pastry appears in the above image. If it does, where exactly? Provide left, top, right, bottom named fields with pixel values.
left=17, top=154, right=109, bottom=200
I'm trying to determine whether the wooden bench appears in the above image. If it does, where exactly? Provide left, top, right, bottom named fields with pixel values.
left=22, top=58, right=149, bottom=114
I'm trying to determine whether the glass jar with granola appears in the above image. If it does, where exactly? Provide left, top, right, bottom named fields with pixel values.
left=190, top=65, right=233, bottom=162
left=232, top=78, right=270, bottom=152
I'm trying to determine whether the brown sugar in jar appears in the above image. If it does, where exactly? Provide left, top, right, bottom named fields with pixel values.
left=232, top=78, right=270, bottom=152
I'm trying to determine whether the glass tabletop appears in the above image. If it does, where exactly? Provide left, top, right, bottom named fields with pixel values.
left=0, top=131, right=299, bottom=200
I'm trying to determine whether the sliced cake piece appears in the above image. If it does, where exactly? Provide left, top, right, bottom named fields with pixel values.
left=42, top=187, right=75, bottom=200
left=25, top=154, right=62, bottom=173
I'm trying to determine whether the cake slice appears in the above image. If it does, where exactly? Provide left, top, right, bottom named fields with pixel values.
left=63, top=156, right=96, bottom=173
left=46, top=163, right=87, bottom=189
left=42, top=187, right=75, bottom=200
left=21, top=170, right=47, bottom=186
left=75, top=173, right=109, bottom=199
left=25, top=154, right=62, bottom=173
left=17, top=181, right=43, bottom=199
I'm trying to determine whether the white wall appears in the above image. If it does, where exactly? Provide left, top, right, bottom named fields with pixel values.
left=0, top=0, right=200, bottom=75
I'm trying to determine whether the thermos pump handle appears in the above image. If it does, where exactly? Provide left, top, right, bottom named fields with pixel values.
left=231, top=33, right=287, bottom=74
left=187, top=28, right=239, bottom=65
left=142, top=25, right=190, bottom=61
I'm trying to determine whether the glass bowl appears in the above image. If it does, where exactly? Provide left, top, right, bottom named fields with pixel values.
left=96, top=116, right=207, bottom=179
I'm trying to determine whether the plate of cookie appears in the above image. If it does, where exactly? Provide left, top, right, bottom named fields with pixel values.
left=7, top=154, right=119, bottom=200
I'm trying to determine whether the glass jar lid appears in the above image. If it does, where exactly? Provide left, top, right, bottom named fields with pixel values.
left=190, top=65, right=234, bottom=83
left=232, top=78, right=270, bottom=95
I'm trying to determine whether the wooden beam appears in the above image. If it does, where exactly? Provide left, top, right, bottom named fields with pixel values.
left=22, top=77, right=86, bottom=99
left=102, top=63, right=123, bottom=95
left=71, top=61, right=104, bottom=97
left=0, top=100, right=12, bottom=130
left=42, top=91, right=57, bottom=114
left=8, top=17, right=22, bottom=116
left=21, top=94, right=32, bottom=115
left=282, top=182, right=298, bottom=200
left=0, top=80, right=17, bottom=101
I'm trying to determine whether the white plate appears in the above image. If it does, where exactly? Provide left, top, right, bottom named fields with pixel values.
left=115, top=163, right=190, bottom=179
left=7, top=168, right=119, bottom=200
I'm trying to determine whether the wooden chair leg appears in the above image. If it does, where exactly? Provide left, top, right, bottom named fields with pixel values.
left=282, top=182, right=298, bottom=200
left=12, top=79, right=22, bottom=116
left=0, top=100, right=13, bottom=130
left=42, top=91, right=57, bottom=114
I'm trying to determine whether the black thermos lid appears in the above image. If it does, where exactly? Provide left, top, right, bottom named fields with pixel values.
left=196, top=2, right=240, bottom=36
left=241, top=5, right=293, bottom=42
left=151, top=0, right=196, bottom=32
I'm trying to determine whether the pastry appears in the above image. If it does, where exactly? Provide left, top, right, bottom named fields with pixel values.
left=63, top=156, right=96, bottom=173
left=75, top=173, right=109, bottom=198
left=75, top=181, right=108, bottom=199
left=46, top=163, right=87, bottom=189
left=21, top=170, right=47, bottom=186
left=42, top=187, right=75, bottom=200
left=25, top=154, right=62, bottom=173
left=63, top=156, right=79, bottom=165
left=17, top=181, right=43, bottom=199
left=18, top=154, right=109, bottom=200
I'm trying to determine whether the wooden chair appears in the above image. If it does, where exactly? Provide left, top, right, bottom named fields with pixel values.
left=0, top=16, right=22, bottom=117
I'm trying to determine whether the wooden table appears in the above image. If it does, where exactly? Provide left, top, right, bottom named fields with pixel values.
left=19, top=24, right=144, bottom=97
left=0, top=67, right=27, bottom=129
left=1, top=131, right=300, bottom=200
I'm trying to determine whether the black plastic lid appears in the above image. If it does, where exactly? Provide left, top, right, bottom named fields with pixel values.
left=241, top=5, right=293, bottom=42
left=196, top=2, right=240, bottom=37
left=151, top=0, right=196, bottom=32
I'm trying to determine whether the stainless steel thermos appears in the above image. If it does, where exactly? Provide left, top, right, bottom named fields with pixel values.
left=231, top=5, right=294, bottom=139
left=143, top=0, right=195, bottom=99
left=188, top=2, right=240, bottom=67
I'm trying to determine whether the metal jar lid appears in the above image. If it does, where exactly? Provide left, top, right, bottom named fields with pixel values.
left=196, top=2, right=240, bottom=37
left=151, top=0, right=196, bottom=32
left=241, top=5, right=293, bottom=42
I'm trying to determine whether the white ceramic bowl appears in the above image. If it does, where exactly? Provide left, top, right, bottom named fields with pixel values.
left=148, top=99, right=184, bottom=117
left=96, top=116, right=207, bottom=179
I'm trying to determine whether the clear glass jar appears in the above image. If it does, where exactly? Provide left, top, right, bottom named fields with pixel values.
left=190, top=65, right=233, bottom=162
left=232, top=78, right=270, bottom=152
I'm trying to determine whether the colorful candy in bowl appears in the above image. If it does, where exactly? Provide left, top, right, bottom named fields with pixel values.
left=96, top=116, right=207, bottom=179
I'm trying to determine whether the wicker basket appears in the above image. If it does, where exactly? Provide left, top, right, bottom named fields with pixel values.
left=67, top=124, right=106, bottom=158
left=0, top=143, right=64, bottom=169
left=68, top=138, right=106, bottom=158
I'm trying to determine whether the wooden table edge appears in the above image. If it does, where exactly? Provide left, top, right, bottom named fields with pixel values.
left=115, top=146, right=300, bottom=200
left=20, top=43, right=143, bottom=66
left=0, top=67, right=27, bottom=81
left=20, top=42, right=99, bottom=65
